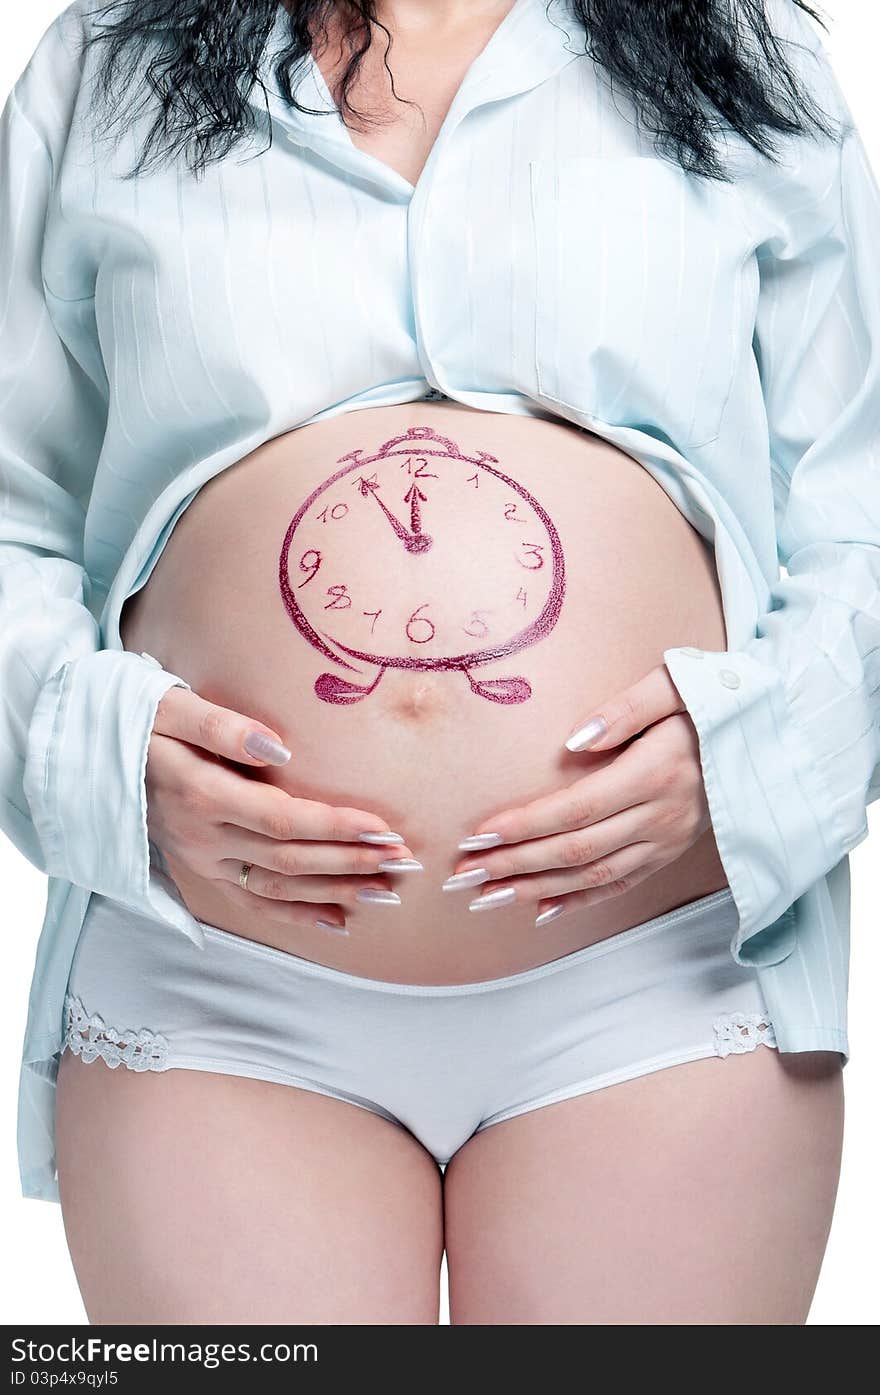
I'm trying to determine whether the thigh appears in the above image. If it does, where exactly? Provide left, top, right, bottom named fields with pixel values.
left=444, top=1047, right=843, bottom=1325
left=56, top=1052, right=444, bottom=1324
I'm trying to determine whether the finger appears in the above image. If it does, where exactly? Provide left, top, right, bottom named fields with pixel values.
left=218, top=864, right=400, bottom=905
left=152, top=685, right=292, bottom=767
left=468, top=842, right=657, bottom=911
left=564, top=662, right=685, bottom=753
left=461, top=741, right=650, bottom=849
left=534, top=863, right=663, bottom=925
left=225, top=832, right=421, bottom=879
left=209, top=769, right=405, bottom=844
left=220, top=882, right=348, bottom=935
left=446, top=806, right=647, bottom=888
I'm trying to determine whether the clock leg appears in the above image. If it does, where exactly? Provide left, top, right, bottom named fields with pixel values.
left=314, top=666, right=385, bottom=705
left=463, top=670, right=532, bottom=704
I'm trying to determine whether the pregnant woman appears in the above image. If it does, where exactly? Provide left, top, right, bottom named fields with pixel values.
left=2, top=0, right=878, bottom=1324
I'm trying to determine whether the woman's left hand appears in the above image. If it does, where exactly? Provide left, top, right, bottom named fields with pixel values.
left=449, top=663, right=714, bottom=924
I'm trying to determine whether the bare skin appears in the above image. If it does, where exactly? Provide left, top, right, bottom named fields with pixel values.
left=56, top=0, right=845, bottom=1324
left=445, top=1048, right=843, bottom=1325
left=56, top=1053, right=445, bottom=1325
left=57, top=1045, right=842, bottom=1324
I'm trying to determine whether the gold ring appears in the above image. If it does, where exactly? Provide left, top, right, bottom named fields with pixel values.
left=239, top=861, right=253, bottom=891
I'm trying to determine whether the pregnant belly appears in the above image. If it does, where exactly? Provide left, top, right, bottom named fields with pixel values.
left=120, top=401, right=730, bottom=983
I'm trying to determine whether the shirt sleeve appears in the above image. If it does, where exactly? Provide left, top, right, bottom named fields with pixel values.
left=663, top=9, right=880, bottom=967
left=0, top=8, right=201, bottom=945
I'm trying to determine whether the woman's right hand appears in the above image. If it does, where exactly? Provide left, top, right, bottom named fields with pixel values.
left=145, top=685, right=416, bottom=935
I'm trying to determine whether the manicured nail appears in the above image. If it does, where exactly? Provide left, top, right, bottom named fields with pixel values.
left=535, top=903, right=566, bottom=927
left=378, top=858, right=424, bottom=873
left=359, top=831, right=405, bottom=846
left=356, top=888, right=402, bottom=905
left=243, top=731, right=292, bottom=764
left=469, top=887, right=517, bottom=913
left=315, top=919, right=349, bottom=937
left=564, top=717, right=608, bottom=752
left=458, top=833, right=503, bottom=852
left=443, top=868, right=490, bottom=892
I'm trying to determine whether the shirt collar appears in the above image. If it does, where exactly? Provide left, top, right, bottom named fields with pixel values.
left=254, top=0, right=584, bottom=196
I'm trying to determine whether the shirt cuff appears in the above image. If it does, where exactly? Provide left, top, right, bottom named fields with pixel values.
left=22, top=647, right=207, bottom=949
left=662, top=644, right=870, bottom=967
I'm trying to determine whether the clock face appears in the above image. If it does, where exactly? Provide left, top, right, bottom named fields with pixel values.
left=278, top=425, right=565, bottom=691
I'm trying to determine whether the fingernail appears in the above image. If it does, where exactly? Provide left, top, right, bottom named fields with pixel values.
left=315, top=919, right=349, bottom=937
left=564, top=717, right=608, bottom=752
left=378, top=858, right=424, bottom=874
left=469, top=887, right=517, bottom=913
left=356, top=888, right=402, bottom=905
left=535, top=903, right=566, bottom=927
left=443, top=868, right=490, bottom=892
left=243, top=731, right=292, bottom=764
left=458, top=833, right=503, bottom=852
left=359, top=831, right=405, bottom=846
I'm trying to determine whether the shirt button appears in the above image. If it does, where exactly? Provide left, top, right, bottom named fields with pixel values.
left=679, top=647, right=704, bottom=658
left=718, top=668, right=741, bottom=689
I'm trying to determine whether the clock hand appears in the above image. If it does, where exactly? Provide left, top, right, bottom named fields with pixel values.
left=404, top=483, right=428, bottom=537
left=357, top=476, right=413, bottom=545
left=357, top=476, right=433, bottom=554
left=402, top=482, right=432, bottom=553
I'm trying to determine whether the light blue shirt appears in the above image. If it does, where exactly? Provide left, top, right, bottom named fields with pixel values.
left=3, top=0, right=878, bottom=1201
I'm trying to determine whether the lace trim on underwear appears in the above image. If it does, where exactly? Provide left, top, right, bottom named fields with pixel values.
left=713, top=1011, right=778, bottom=1059
left=61, top=996, right=776, bottom=1073
left=62, top=993, right=170, bottom=1072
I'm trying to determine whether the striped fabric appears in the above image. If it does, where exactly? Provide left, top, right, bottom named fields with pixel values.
left=2, top=0, right=878, bottom=1201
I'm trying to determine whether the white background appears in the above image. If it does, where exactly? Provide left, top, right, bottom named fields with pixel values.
left=1, top=1, right=877, bottom=1326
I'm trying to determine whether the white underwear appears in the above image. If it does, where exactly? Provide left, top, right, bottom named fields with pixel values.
left=63, top=885, right=778, bottom=1167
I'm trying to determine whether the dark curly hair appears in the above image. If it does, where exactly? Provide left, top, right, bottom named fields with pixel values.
left=74, top=0, right=842, bottom=182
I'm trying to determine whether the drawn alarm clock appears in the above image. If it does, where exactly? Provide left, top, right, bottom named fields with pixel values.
left=278, top=425, right=566, bottom=704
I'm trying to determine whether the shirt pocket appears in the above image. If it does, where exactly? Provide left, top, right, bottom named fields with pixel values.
left=528, top=154, right=755, bottom=450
